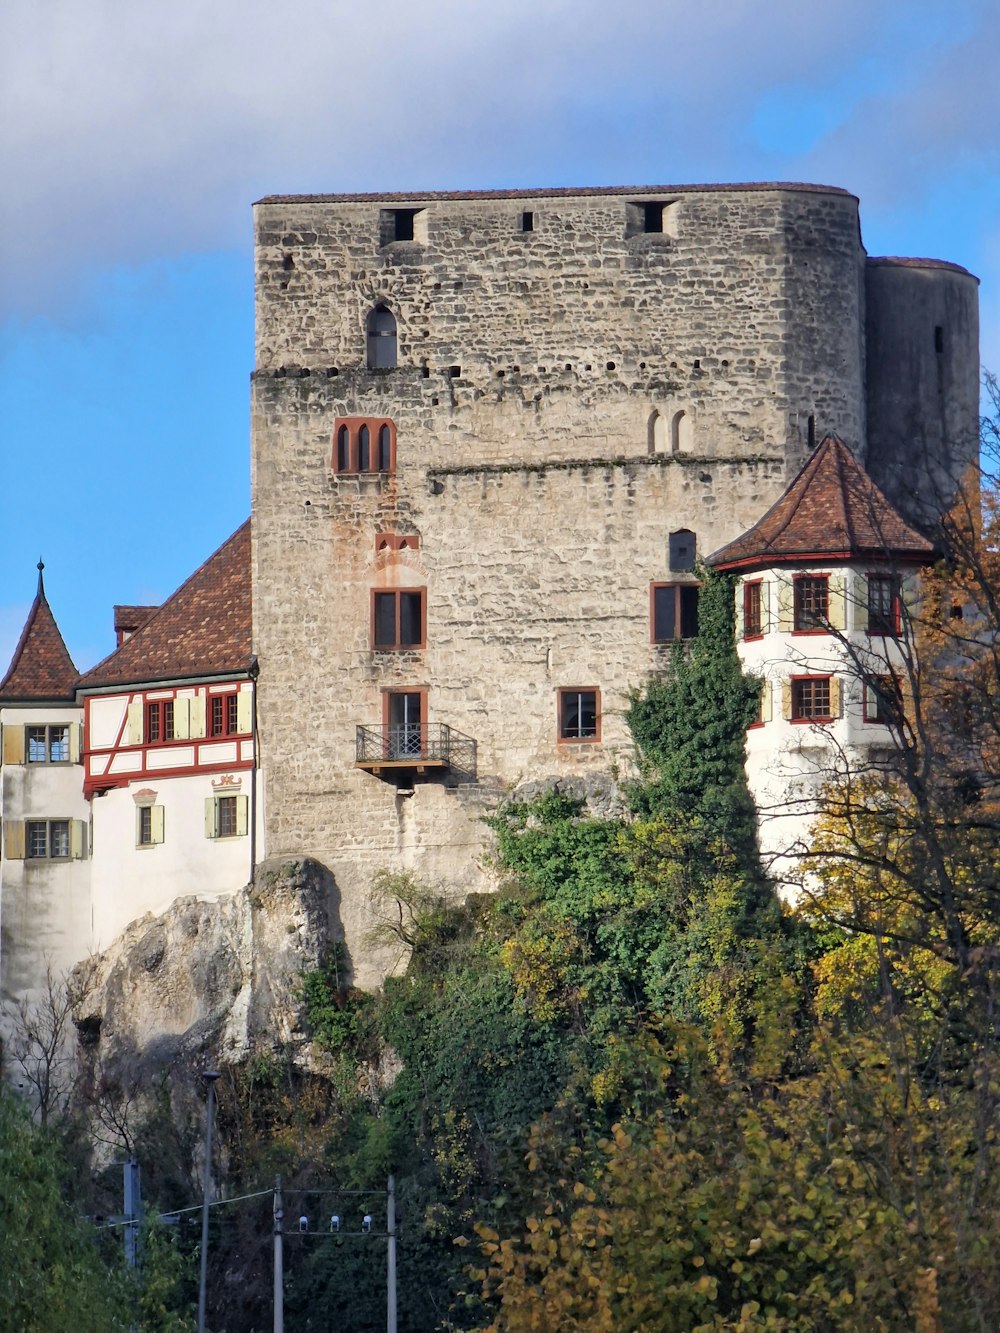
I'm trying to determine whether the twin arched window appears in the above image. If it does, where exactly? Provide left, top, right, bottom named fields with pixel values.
left=367, top=306, right=397, bottom=370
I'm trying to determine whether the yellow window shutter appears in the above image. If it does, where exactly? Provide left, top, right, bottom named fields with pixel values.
left=781, top=680, right=792, bottom=719
left=852, top=572, right=868, bottom=632
left=205, top=798, right=217, bottom=839
left=151, top=805, right=165, bottom=845
left=735, top=583, right=745, bottom=639
left=69, top=723, right=82, bottom=764
left=760, top=679, right=773, bottom=723
left=236, top=795, right=249, bottom=836
left=829, top=676, right=842, bottom=718
left=2, top=726, right=25, bottom=765
left=237, top=690, right=253, bottom=736
left=827, top=574, right=847, bottom=632
left=760, top=579, right=771, bottom=634
left=127, top=697, right=144, bottom=745
left=776, top=579, right=793, bottom=632
left=4, top=821, right=25, bottom=859
left=70, top=820, right=87, bottom=859
left=190, top=696, right=206, bottom=739
left=173, top=698, right=191, bottom=740
left=901, top=572, right=921, bottom=628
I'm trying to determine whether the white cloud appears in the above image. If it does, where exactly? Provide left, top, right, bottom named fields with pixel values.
left=3, top=0, right=996, bottom=320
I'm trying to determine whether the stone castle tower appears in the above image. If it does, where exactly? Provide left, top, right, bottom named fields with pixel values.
left=249, top=183, right=979, bottom=984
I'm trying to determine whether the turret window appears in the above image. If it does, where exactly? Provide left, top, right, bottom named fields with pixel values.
left=743, top=581, right=763, bottom=638
left=793, top=576, right=829, bottom=631
left=791, top=676, right=832, bottom=722
left=866, top=574, right=900, bottom=635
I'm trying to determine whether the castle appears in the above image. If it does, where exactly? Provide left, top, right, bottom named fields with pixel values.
left=0, top=182, right=980, bottom=1007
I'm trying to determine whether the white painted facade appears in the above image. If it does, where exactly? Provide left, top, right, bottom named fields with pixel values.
left=735, top=563, right=915, bottom=885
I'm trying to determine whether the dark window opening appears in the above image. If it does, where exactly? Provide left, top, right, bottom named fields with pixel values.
left=358, top=424, right=371, bottom=471
left=373, top=590, right=425, bottom=650
left=336, top=424, right=350, bottom=472
left=366, top=306, right=397, bottom=370
left=643, top=202, right=663, bottom=232
left=935, top=325, right=944, bottom=354
left=380, top=208, right=421, bottom=244
left=668, top=529, right=696, bottom=572
left=865, top=675, right=902, bottom=725
left=794, top=576, right=829, bottom=631
left=333, top=418, right=395, bottom=474
left=559, top=689, right=599, bottom=741
left=520, top=211, right=534, bottom=232
left=217, top=796, right=238, bottom=839
left=652, top=583, right=700, bottom=642
left=867, top=574, right=900, bottom=635
left=807, top=414, right=816, bottom=449
left=792, top=677, right=831, bottom=721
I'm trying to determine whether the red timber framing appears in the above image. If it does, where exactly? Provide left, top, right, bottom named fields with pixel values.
left=82, top=681, right=254, bottom=795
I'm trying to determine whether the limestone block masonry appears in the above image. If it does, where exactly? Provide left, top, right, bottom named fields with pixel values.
left=250, top=183, right=979, bottom=987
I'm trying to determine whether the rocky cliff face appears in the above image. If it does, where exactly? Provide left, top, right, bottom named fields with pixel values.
left=70, top=858, right=336, bottom=1093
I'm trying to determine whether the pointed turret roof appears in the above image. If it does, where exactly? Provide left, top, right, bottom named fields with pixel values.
left=0, top=563, right=79, bottom=703
left=707, top=435, right=935, bottom=572
left=77, top=522, right=252, bottom=690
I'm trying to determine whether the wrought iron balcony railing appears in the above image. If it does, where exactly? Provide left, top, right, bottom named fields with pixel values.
left=355, top=723, right=477, bottom=781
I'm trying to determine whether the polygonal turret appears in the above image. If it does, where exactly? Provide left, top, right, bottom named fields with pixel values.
left=0, top=562, right=78, bottom=703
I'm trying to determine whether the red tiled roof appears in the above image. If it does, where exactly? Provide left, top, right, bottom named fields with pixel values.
left=78, top=522, right=252, bottom=689
left=256, top=181, right=856, bottom=205
left=114, top=605, right=159, bottom=635
left=707, top=436, right=935, bottom=572
left=0, top=570, right=78, bottom=702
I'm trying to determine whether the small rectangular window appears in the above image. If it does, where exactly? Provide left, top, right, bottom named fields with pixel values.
left=217, top=796, right=238, bottom=839
left=379, top=208, right=426, bottom=246
left=138, top=806, right=153, bottom=846
left=743, top=582, right=763, bottom=638
left=865, top=675, right=902, bottom=725
left=372, top=590, right=425, bottom=650
left=520, top=211, right=534, bottom=232
left=651, top=583, right=700, bottom=642
left=867, top=574, right=900, bottom=635
left=146, top=703, right=160, bottom=743
left=794, top=577, right=829, bottom=631
left=26, top=725, right=71, bottom=763
left=791, top=677, right=832, bottom=721
left=26, top=818, right=70, bottom=859
left=558, top=689, right=599, bottom=742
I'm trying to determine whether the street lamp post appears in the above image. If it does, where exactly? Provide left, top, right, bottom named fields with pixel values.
left=197, top=1070, right=221, bottom=1333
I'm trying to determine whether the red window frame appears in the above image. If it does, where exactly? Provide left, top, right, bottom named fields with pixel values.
left=793, top=575, right=829, bottom=633
left=650, top=583, right=700, bottom=643
left=866, top=573, right=901, bottom=636
left=333, top=417, right=396, bottom=475
left=558, top=688, right=601, bottom=743
left=209, top=692, right=242, bottom=737
left=743, top=580, right=763, bottom=639
left=371, top=589, right=426, bottom=650
left=146, top=700, right=175, bottom=744
left=790, top=675, right=832, bottom=723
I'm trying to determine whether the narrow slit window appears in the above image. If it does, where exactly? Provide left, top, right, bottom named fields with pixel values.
left=520, top=211, right=534, bottom=232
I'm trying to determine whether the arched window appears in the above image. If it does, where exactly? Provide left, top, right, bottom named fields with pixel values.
left=358, top=424, right=371, bottom=471
left=366, top=305, right=397, bottom=370
left=671, top=410, right=693, bottom=454
left=331, top=418, right=396, bottom=475
left=649, top=410, right=667, bottom=455
left=336, top=424, right=350, bottom=473
left=669, top=529, right=696, bottom=571
left=378, top=424, right=392, bottom=471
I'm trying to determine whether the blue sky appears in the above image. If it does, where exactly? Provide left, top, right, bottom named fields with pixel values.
left=2, top=0, right=998, bottom=673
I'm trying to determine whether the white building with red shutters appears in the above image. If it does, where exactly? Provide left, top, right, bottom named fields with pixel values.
left=0, top=523, right=260, bottom=1008
left=708, top=435, right=936, bottom=880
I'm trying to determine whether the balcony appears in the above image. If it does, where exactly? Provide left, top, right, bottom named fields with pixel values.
left=355, top=723, right=477, bottom=782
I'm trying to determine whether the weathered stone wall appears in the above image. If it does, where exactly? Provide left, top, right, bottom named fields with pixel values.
left=248, top=184, right=972, bottom=988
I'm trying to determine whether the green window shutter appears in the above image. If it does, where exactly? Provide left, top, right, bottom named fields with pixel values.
left=776, top=579, right=793, bottom=632
left=760, top=680, right=773, bottom=723
left=901, top=572, right=921, bottom=627
left=236, top=795, right=249, bottom=837
left=4, top=821, right=25, bottom=859
left=204, top=798, right=217, bottom=839
left=69, top=723, right=82, bottom=764
left=70, top=820, right=87, bottom=860
left=151, top=805, right=165, bottom=845
left=781, top=680, right=792, bottom=720
left=173, top=698, right=191, bottom=740
left=2, top=726, right=26, bottom=765
left=827, top=574, right=847, bottom=632
left=190, top=696, right=206, bottom=739
left=237, top=690, right=253, bottom=736
left=127, top=697, right=143, bottom=745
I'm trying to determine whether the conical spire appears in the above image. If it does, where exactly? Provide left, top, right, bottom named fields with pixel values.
left=0, top=565, right=79, bottom=702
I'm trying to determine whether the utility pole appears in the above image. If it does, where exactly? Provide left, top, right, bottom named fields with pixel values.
left=197, top=1070, right=221, bottom=1333
left=123, top=1157, right=142, bottom=1269
left=387, top=1175, right=397, bottom=1333
left=273, top=1176, right=284, bottom=1333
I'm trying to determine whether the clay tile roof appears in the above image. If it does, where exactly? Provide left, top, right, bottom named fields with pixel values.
left=707, top=435, right=935, bottom=573
left=114, top=605, right=160, bottom=635
left=77, top=522, right=252, bottom=689
left=0, top=569, right=79, bottom=703
left=256, top=181, right=857, bottom=205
